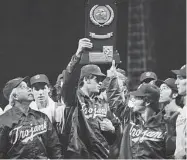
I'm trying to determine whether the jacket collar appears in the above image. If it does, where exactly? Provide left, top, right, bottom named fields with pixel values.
left=144, top=111, right=164, bottom=128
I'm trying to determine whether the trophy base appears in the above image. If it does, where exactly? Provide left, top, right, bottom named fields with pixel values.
left=79, top=50, right=121, bottom=64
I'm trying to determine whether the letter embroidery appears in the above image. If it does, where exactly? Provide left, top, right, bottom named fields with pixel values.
left=130, top=125, right=165, bottom=143
left=9, top=121, right=47, bottom=144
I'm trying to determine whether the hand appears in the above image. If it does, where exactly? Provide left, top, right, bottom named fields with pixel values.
left=107, top=60, right=117, bottom=77
left=75, top=38, right=93, bottom=57
left=99, top=118, right=115, bottom=133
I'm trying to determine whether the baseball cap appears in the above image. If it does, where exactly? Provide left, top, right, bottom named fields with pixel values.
left=3, top=77, right=29, bottom=100
left=30, top=74, right=50, bottom=86
left=172, top=65, right=186, bottom=77
left=131, top=84, right=160, bottom=102
left=80, top=64, right=106, bottom=79
left=140, top=71, right=157, bottom=83
left=163, top=78, right=177, bottom=91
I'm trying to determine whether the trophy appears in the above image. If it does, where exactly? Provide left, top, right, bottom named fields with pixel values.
left=80, top=0, right=121, bottom=64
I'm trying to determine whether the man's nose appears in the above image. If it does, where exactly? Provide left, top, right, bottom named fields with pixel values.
left=175, top=79, right=179, bottom=85
left=99, top=82, right=102, bottom=86
left=38, top=89, right=44, bottom=94
left=27, top=87, right=32, bottom=92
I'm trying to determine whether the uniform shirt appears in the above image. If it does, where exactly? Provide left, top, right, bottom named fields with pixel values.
left=77, top=89, right=108, bottom=120
left=118, top=109, right=170, bottom=159
left=175, top=105, right=187, bottom=158
left=106, top=76, right=172, bottom=159
left=0, top=106, right=62, bottom=159
left=30, top=97, right=65, bottom=134
left=30, top=97, right=55, bottom=122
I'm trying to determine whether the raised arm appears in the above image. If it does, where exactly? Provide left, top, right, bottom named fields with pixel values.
left=61, top=38, right=93, bottom=106
left=105, top=61, right=129, bottom=122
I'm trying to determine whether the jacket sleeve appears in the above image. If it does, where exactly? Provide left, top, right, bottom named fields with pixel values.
left=46, top=117, right=63, bottom=159
left=61, top=54, right=81, bottom=107
left=106, top=76, right=130, bottom=123
left=0, top=126, right=8, bottom=157
left=164, top=120, right=177, bottom=158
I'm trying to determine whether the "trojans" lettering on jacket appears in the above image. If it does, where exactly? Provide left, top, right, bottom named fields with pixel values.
left=9, top=121, right=47, bottom=144
left=129, top=124, right=166, bottom=143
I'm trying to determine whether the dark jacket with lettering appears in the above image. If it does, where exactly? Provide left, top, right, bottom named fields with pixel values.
left=106, top=76, right=174, bottom=159
left=0, top=106, right=62, bottom=159
left=59, top=54, right=81, bottom=155
left=60, top=54, right=119, bottom=158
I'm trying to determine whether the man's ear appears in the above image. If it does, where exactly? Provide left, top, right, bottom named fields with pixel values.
left=172, top=92, right=178, bottom=99
left=13, top=92, right=18, bottom=100
left=45, top=85, right=50, bottom=94
left=83, top=77, right=90, bottom=84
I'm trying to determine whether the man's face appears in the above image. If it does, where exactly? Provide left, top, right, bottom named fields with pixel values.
left=131, top=96, right=146, bottom=113
left=87, top=76, right=101, bottom=93
left=175, top=75, right=186, bottom=95
left=32, top=83, right=49, bottom=103
left=159, top=83, right=172, bottom=103
left=16, top=81, right=34, bottom=102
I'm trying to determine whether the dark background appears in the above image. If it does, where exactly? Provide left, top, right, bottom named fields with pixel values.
left=0, top=0, right=186, bottom=106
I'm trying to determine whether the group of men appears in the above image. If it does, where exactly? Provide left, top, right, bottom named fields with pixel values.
left=0, top=38, right=186, bottom=159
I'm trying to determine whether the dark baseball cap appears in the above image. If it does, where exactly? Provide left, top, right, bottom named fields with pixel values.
left=80, top=64, right=106, bottom=79
left=140, top=71, right=157, bottom=83
left=163, top=78, right=177, bottom=92
left=3, top=77, right=29, bottom=100
left=30, top=74, right=50, bottom=86
left=172, top=65, right=186, bottom=77
left=131, top=84, right=160, bottom=102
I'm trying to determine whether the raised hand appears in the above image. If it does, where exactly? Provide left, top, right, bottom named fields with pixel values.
left=75, top=38, right=93, bottom=57
left=99, top=118, right=115, bottom=133
left=107, top=60, right=117, bottom=77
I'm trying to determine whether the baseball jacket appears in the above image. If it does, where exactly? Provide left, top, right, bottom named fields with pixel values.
left=0, top=106, right=62, bottom=159
left=174, top=105, right=187, bottom=159
left=106, top=76, right=174, bottom=159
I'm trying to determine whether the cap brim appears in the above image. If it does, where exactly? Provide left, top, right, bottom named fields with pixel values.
left=93, top=73, right=106, bottom=77
left=16, top=76, right=29, bottom=87
left=131, top=90, right=145, bottom=97
left=141, top=77, right=156, bottom=83
left=171, top=70, right=180, bottom=75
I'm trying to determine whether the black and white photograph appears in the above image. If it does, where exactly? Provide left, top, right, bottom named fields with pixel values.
left=0, top=0, right=186, bottom=159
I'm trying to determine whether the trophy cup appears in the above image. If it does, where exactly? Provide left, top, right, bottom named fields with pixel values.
left=80, top=0, right=121, bottom=64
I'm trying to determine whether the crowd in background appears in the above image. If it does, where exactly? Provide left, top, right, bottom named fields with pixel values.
left=0, top=38, right=186, bottom=159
